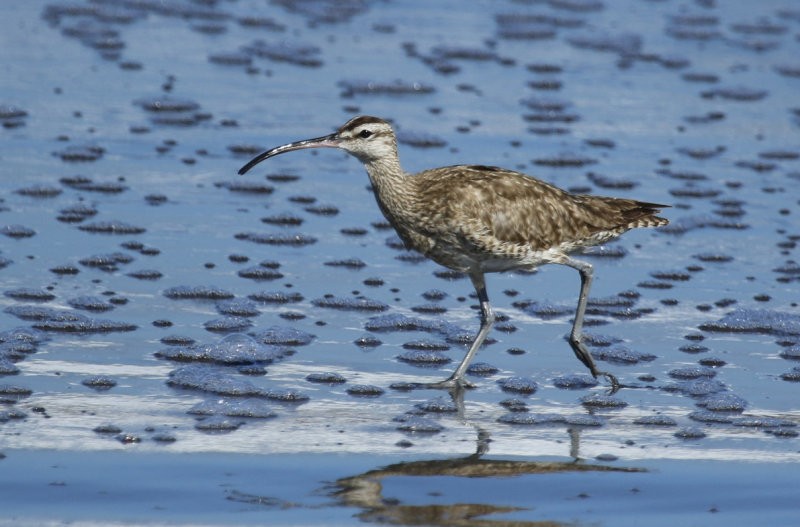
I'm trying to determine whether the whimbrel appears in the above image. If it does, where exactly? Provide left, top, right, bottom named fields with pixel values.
left=239, top=116, right=668, bottom=389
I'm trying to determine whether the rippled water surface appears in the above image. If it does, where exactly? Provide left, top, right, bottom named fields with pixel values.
left=2, top=0, right=800, bottom=525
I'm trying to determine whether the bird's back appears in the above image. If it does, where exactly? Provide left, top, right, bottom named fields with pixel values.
left=400, top=164, right=667, bottom=271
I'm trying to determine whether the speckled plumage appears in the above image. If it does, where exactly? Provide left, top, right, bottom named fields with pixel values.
left=239, top=115, right=669, bottom=389
left=384, top=163, right=667, bottom=273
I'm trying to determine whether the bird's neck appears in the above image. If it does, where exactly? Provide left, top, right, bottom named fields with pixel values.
left=363, top=153, right=406, bottom=193
left=362, top=153, right=416, bottom=229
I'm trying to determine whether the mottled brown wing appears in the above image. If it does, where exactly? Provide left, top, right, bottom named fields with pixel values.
left=414, top=165, right=586, bottom=250
left=413, top=165, right=668, bottom=252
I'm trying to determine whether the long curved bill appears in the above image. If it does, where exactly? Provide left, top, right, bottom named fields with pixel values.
left=238, top=133, right=340, bottom=175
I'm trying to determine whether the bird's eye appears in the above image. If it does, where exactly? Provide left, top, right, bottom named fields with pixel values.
left=358, top=129, right=373, bottom=139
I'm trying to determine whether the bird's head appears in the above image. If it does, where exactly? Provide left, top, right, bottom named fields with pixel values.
left=238, top=115, right=397, bottom=175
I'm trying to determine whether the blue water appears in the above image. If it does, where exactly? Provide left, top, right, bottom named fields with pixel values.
left=2, top=0, right=800, bottom=525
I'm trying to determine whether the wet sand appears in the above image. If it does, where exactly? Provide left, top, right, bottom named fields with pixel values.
left=2, top=0, right=800, bottom=525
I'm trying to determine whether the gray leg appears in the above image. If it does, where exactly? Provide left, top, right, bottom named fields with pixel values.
left=563, top=257, right=619, bottom=388
left=433, top=273, right=495, bottom=389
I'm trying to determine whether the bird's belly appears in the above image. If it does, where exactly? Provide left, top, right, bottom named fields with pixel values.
left=426, top=236, right=610, bottom=275
left=475, top=247, right=564, bottom=273
left=425, top=241, right=564, bottom=274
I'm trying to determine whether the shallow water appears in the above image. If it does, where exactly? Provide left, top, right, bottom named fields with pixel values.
left=1, top=0, right=800, bottom=525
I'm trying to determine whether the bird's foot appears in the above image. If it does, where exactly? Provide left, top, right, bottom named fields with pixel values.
left=416, top=375, right=476, bottom=391
left=596, top=370, right=620, bottom=394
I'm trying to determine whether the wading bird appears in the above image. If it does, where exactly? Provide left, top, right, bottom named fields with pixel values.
left=239, top=116, right=668, bottom=389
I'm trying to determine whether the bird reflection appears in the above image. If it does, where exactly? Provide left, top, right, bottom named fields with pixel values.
left=330, top=442, right=643, bottom=526
left=327, top=385, right=644, bottom=526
